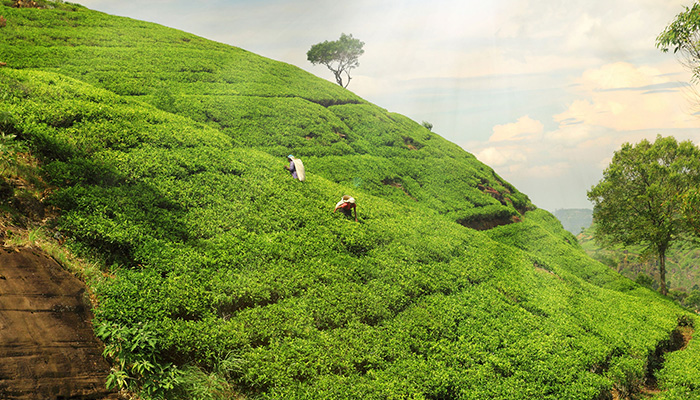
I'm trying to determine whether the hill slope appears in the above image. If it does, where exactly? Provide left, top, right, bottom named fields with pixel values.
left=0, top=1, right=530, bottom=229
left=0, top=3, right=697, bottom=400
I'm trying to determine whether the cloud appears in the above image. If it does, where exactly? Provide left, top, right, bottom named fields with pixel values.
left=546, top=123, right=601, bottom=146
left=580, top=62, right=667, bottom=90
left=475, top=146, right=527, bottom=167
left=75, top=0, right=700, bottom=212
left=489, top=115, right=543, bottom=142
left=596, top=82, right=689, bottom=93
left=520, top=162, right=571, bottom=179
left=554, top=62, right=698, bottom=131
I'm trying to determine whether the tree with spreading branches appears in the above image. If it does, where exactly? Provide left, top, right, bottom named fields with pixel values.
left=657, top=3, right=700, bottom=242
left=587, top=135, right=700, bottom=296
left=657, top=2, right=700, bottom=83
left=307, top=33, right=364, bottom=88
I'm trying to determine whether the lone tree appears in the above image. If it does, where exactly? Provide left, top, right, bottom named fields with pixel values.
left=587, top=135, right=700, bottom=295
left=307, top=33, right=364, bottom=88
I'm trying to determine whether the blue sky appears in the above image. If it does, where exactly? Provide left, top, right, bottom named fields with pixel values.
left=78, top=0, right=700, bottom=212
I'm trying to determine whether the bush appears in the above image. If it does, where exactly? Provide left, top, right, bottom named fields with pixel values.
left=96, top=321, right=183, bottom=399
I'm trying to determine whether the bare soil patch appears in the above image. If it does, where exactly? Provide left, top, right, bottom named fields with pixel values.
left=0, top=246, right=117, bottom=400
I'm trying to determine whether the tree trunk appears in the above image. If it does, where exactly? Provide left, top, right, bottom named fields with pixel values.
left=333, top=70, right=344, bottom=87
left=658, top=246, right=667, bottom=296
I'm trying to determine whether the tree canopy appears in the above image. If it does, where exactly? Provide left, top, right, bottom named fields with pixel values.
left=656, top=2, right=700, bottom=82
left=683, top=187, right=700, bottom=236
left=587, top=135, right=700, bottom=295
left=307, top=33, right=364, bottom=88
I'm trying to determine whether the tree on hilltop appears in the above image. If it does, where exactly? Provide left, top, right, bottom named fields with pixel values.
left=307, top=33, right=364, bottom=88
left=587, top=135, right=700, bottom=296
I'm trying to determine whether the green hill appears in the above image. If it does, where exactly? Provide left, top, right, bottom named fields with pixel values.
left=0, top=2, right=697, bottom=399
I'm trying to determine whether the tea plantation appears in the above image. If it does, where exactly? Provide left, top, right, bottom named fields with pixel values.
left=0, top=2, right=697, bottom=399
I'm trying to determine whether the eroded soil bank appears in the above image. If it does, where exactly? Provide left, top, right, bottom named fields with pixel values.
left=0, top=246, right=117, bottom=400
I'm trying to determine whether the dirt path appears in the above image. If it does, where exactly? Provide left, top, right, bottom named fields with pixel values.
left=0, top=246, right=117, bottom=400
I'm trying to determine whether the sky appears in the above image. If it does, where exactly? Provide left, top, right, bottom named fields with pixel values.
left=77, top=0, right=700, bottom=212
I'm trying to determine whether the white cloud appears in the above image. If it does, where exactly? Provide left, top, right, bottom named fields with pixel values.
left=520, top=162, right=571, bottom=179
left=490, top=115, right=543, bottom=142
left=476, top=146, right=527, bottom=167
left=580, top=62, right=668, bottom=90
left=554, top=62, right=697, bottom=131
left=545, top=123, right=599, bottom=146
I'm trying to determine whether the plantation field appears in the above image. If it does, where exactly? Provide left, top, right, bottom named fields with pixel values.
left=0, top=1, right=529, bottom=229
left=0, top=2, right=698, bottom=399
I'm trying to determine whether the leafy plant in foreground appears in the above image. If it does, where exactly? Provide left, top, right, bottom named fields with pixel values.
left=96, top=321, right=182, bottom=399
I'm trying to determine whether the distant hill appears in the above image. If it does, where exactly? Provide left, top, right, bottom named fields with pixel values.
left=0, top=2, right=697, bottom=400
left=554, top=208, right=592, bottom=235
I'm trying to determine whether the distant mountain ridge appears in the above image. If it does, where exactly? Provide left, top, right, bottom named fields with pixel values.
left=554, top=208, right=593, bottom=234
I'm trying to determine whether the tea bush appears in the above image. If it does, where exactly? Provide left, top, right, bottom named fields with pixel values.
left=0, top=2, right=531, bottom=227
left=0, top=4, right=697, bottom=399
left=652, top=316, right=699, bottom=400
left=2, top=61, right=693, bottom=400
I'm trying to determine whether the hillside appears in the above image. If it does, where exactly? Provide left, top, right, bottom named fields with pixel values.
left=0, top=2, right=698, bottom=400
left=0, top=1, right=529, bottom=230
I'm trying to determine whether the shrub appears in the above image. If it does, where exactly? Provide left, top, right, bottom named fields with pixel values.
left=96, top=321, right=183, bottom=399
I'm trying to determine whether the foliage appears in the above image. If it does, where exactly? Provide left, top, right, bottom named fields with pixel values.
left=174, top=355, right=245, bottom=400
left=587, top=135, right=700, bottom=295
left=0, top=4, right=697, bottom=400
left=635, top=273, right=656, bottom=291
left=307, top=33, right=364, bottom=88
left=654, top=318, right=700, bottom=400
left=0, top=109, right=22, bottom=175
left=96, top=321, right=183, bottom=399
left=0, top=132, right=18, bottom=174
left=682, top=187, right=700, bottom=236
left=656, top=2, right=700, bottom=83
left=578, top=225, right=700, bottom=302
